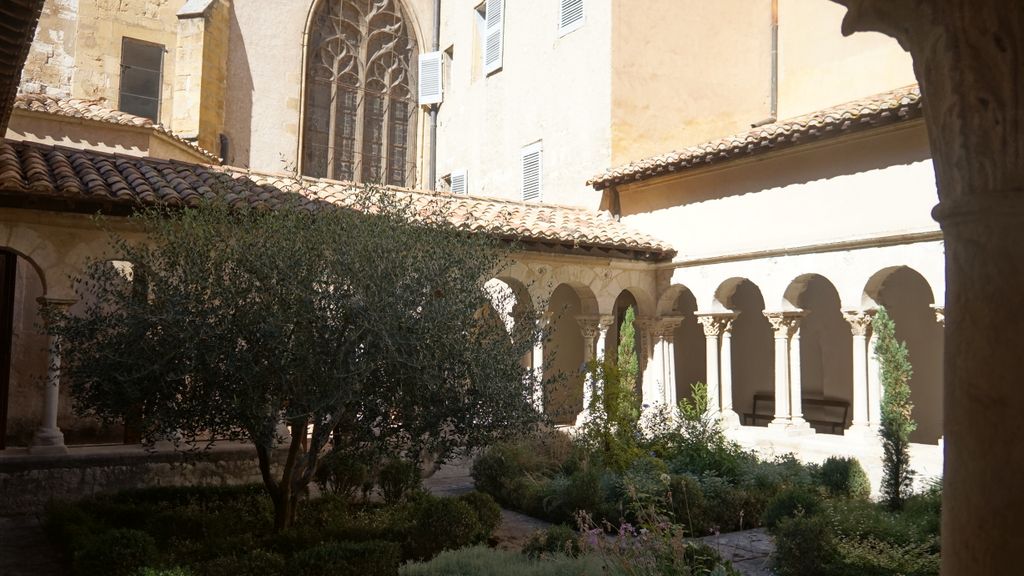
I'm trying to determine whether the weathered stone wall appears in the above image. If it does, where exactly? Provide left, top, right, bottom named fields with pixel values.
left=0, top=444, right=276, bottom=514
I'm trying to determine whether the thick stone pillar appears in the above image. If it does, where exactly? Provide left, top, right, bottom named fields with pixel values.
left=764, top=312, right=791, bottom=429
left=843, top=310, right=872, bottom=436
left=30, top=297, right=75, bottom=455
left=719, top=315, right=740, bottom=428
left=696, top=314, right=723, bottom=416
left=831, top=2, right=1023, bottom=569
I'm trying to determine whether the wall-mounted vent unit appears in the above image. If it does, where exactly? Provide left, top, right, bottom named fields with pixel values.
left=450, top=169, right=468, bottom=194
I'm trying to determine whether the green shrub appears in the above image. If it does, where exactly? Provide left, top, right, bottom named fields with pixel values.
left=287, top=540, right=400, bottom=576
left=522, top=525, right=581, bottom=558
left=139, top=569, right=193, bottom=576
left=72, top=528, right=157, bottom=576
left=458, top=491, right=503, bottom=541
left=315, top=451, right=371, bottom=500
left=406, top=495, right=483, bottom=560
left=667, top=473, right=707, bottom=534
left=195, top=550, right=285, bottom=576
left=773, top=515, right=839, bottom=576
left=379, top=459, right=421, bottom=504
left=819, top=456, right=871, bottom=499
left=400, top=545, right=605, bottom=576
left=835, top=536, right=940, bottom=576
left=763, top=487, right=822, bottom=530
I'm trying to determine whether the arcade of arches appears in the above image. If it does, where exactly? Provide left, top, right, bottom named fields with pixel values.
left=1, top=212, right=945, bottom=487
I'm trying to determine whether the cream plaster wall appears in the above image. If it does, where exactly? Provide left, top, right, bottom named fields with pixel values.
left=6, top=111, right=213, bottom=163
left=619, top=125, right=937, bottom=261
left=223, top=0, right=433, bottom=176
left=776, top=0, right=916, bottom=120
left=435, top=0, right=612, bottom=207
left=610, top=0, right=771, bottom=165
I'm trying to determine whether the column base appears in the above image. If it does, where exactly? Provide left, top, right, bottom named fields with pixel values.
left=720, top=409, right=741, bottom=429
left=768, top=418, right=792, bottom=430
left=844, top=423, right=877, bottom=442
left=786, top=418, right=815, bottom=436
left=575, top=410, right=592, bottom=428
left=30, top=428, right=68, bottom=455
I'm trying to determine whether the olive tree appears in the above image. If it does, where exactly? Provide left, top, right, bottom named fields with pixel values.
left=49, top=188, right=544, bottom=529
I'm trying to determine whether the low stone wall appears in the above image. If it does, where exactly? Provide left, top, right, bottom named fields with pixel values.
left=0, top=442, right=274, bottom=515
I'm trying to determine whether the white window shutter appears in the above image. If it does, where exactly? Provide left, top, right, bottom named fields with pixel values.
left=520, top=142, right=542, bottom=202
left=558, top=0, right=584, bottom=36
left=483, top=0, right=504, bottom=74
left=418, top=51, right=443, bottom=105
left=450, top=169, right=468, bottom=194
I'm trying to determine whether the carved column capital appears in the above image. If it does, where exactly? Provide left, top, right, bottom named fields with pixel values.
left=842, top=310, right=874, bottom=336
left=576, top=316, right=600, bottom=341
left=696, top=314, right=723, bottom=337
left=763, top=311, right=802, bottom=338
left=931, top=305, right=945, bottom=327
left=653, top=315, right=685, bottom=341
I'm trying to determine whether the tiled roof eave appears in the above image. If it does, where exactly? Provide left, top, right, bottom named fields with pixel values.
left=0, top=139, right=675, bottom=260
left=589, top=84, right=924, bottom=191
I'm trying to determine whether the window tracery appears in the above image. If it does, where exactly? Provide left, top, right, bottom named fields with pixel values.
left=302, top=0, right=417, bottom=186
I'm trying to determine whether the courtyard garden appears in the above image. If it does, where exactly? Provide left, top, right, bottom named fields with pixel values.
left=39, top=190, right=941, bottom=575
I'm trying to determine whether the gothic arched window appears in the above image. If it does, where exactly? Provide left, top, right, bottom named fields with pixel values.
left=302, top=0, right=418, bottom=186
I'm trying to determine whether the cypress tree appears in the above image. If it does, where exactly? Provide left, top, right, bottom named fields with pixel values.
left=873, top=307, right=916, bottom=510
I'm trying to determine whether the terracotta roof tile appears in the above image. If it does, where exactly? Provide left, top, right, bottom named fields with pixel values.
left=0, top=139, right=674, bottom=259
left=13, top=93, right=220, bottom=163
left=589, top=84, right=923, bottom=190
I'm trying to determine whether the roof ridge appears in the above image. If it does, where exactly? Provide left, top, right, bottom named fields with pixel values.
left=588, top=83, right=922, bottom=190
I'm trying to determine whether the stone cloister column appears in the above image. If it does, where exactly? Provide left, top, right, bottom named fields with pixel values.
left=575, top=315, right=613, bottom=424
left=696, top=314, right=724, bottom=416
left=843, top=310, right=873, bottom=436
left=832, top=2, right=1023, bottom=571
left=650, top=316, right=684, bottom=410
left=531, top=316, right=547, bottom=413
left=867, top=314, right=882, bottom=428
left=30, top=297, right=75, bottom=455
left=718, top=315, right=740, bottom=428
left=763, top=312, right=797, bottom=429
left=787, top=313, right=811, bottom=431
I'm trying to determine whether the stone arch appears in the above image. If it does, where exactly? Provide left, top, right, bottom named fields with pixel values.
left=542, top=282, right=594, bottom=424
left=660, top=284, right=704, bottom=402
left=0, top=248, right=48, bottom=449
left=783, top=273, right=853, bottom=433
left=713, top=278, right=773, bottom=426
left=862, top=265, right=936, bottom=309
left=865, top=266, right=943, bottom=444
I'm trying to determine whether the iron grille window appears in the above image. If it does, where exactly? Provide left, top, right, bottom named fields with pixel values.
left=119, top=38, right=163, bottom=122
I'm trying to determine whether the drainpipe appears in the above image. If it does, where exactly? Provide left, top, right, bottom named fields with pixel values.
left=752, top=0, right=778, bottom=127
left=427, top=0, right=441, bottom=190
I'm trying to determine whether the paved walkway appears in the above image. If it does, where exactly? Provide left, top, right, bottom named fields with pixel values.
left=422, top=459, right=776, bottom=575
left=701, top=528, right=775, bottom=576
